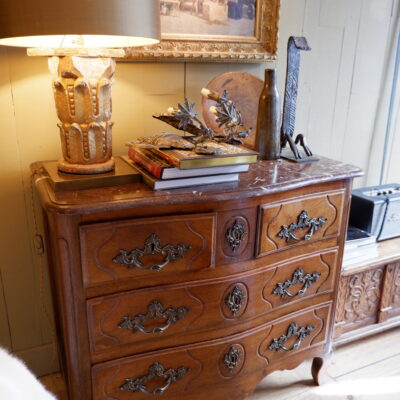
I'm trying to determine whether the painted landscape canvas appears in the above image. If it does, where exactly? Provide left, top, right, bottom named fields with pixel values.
left=160, top=0, right=258, bottom=38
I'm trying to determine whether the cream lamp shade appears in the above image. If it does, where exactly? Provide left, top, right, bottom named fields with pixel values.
left=0, top=0, right=161, bottom=48
left=0, top=0, right=161, bottom=176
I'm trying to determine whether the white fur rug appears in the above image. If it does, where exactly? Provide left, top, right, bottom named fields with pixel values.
left=0, top=348, right=57, bottom=400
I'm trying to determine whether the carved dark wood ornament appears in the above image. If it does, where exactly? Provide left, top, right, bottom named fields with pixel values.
left=224, top=346, right=241, bottom=371
left=281, top=36, right=315, bottom=161
left=269, top=323, right=314, bottom=352
left=120, top=362, right=189, bottom=395
left=118, top=301, right=189, bottom=335
left=225, top=285, right=245, bottom=316
left=113, top=233, right=191, bottom=271
left=277, top=210, right=327, bottom=242
left=273, top=268, right=321, bottom=298
left=225, top=219, right=248, bottom=252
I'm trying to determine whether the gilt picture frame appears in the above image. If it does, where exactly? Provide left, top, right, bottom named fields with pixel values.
left=123, top=0, right=280, bottom=63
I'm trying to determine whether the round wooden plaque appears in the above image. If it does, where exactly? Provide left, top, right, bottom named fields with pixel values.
left=201, top=72, right=264, bottom=150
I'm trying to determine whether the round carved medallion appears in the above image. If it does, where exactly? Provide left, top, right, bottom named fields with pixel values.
left=218, top=343, right=245, bottom=378
left=223, top=216, right=249, bottom=257
left=221, top=282, right=248, bottom=319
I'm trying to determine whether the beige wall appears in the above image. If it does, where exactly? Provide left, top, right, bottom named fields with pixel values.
left=0, top=0, right=398, bottom=376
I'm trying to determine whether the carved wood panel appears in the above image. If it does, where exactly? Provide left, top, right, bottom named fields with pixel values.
left=391, top=264, right=400, bottom=308
left=257, top=191, right=344, bottom=257
left=339, top=268, right=384, bottom=333
left=386, top=262, right=400, bottom=319
left=333, top=274, right=348, bottom=338
left=335, top=260, right=400, bottom=341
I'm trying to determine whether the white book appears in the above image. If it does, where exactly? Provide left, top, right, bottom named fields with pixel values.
left=162, top=163, right=249, bottom=179
left=151, top=173, right=240, bottom=190
left=134, top=162, right=240, bottom=190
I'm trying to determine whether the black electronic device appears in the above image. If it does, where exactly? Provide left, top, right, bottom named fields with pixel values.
left=349, top=183, right=400, bottom=241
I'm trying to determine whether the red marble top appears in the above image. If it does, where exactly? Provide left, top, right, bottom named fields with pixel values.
left=32, top=156, right=363, bottom=214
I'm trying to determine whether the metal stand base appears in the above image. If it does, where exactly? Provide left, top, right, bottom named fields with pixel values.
left=280, top=150, right=319, bottom=163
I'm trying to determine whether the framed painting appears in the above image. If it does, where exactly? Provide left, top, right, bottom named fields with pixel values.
left=124, top=0, right=280, bottom=62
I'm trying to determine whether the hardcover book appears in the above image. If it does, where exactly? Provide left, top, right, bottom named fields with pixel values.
left=149, top=143, right=258, bottom=169
left=125, top=148, right=249, bottom=180
left=131, top=162, right=240, bottom=190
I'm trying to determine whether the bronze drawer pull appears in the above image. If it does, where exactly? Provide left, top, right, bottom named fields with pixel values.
left=120, top=362, right=189, bottom=395
left=225, top=219, right=247, bottom=252
left=277, top=210, right=327, bottom=242
left=225, top=285, right=245, bottom=316
left=273, top=268, right=321, bottom=298
left=224, top=346, right=241, bottom=371
left=113, top=233, right=191, bottom=271
left=118, top=301, right=189, bottom=335
left=269, top=322, right=314, bottom=352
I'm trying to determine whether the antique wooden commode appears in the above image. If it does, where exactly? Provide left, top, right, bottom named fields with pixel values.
left=33, top=157, right=361, bottom=400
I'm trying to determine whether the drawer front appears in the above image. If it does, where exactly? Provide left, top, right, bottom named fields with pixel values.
left=80, top=213, right=215, bottom=289
left=263, top=249, right=338, bottom=309
left=87, top=250, right=337, bottom=358
left=258, top=191, right=344, bottom=257
left=92, top=303, right=331, bottom=400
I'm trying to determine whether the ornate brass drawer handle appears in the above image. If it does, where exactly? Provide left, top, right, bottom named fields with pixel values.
left=269, top=322, right=314, bottom=352
left=273, top=268, right=321, bottom=298
left=118, top=301, right=189, bottom=335
left=277, top=210, right=327, bottom=242
left=113, top=233, right=191, bottom=271
left=120, top=362, right=189, bottom=395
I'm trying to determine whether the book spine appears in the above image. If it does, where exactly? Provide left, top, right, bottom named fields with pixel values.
left=128, top=147, right=163, bottom=179
left=151, top=148, right=180, bottom=168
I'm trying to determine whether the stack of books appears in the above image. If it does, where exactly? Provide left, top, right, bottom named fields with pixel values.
left=123, top=144, right=258, bottom=190
left=342, top=225, right=378, bottom=269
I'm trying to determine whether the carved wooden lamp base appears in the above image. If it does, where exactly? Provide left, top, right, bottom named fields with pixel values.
left=58, top=157, right=115, bottom=175
left=48, top=55, right=117, bottom=175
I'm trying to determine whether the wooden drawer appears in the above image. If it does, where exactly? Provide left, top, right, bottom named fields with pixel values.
left=257, top=190, right=344, bottom=257
left=87, top=250, right=337, bottom=360
left=262, top=249, right=338, bottom=309
left=80, top=213, right=216, bottom=289
left=92, top=303, right=331, bottom=400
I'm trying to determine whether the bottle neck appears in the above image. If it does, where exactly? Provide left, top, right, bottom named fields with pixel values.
left=264, top=69, right=277, bottom=87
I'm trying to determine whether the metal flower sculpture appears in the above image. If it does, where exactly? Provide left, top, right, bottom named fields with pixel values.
left=133, top=89, right=252, bottom=155
left=175, top=99, right=199, bottom=130
left=206, top=89, right=249, bottom=145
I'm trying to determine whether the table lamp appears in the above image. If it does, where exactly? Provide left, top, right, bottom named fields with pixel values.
left=0, top=0, right=160, bottom=174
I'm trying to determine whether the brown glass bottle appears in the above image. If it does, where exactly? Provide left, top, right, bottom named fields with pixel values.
left=255, top=68, right=280, bottom=160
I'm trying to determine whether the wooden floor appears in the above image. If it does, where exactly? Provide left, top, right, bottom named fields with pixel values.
left=40, top=328, right=400, bottom=400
